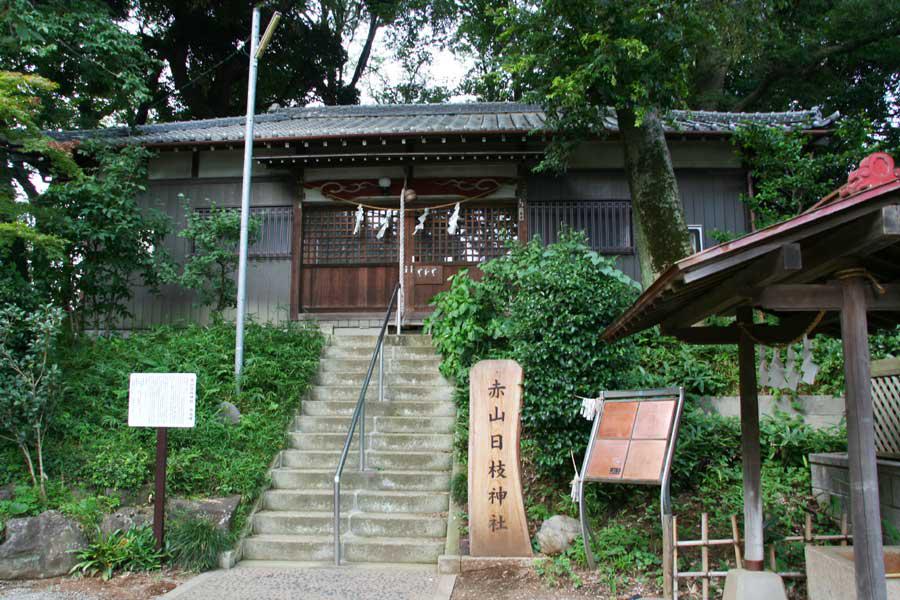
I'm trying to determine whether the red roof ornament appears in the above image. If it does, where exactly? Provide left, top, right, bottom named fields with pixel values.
left=839, top=152, right=900, bottom=198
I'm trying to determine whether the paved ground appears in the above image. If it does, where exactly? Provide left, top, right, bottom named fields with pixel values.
left=163, top=563, right=456, bottom=600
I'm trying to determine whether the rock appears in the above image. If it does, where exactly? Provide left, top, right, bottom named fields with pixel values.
left=0, top=510, right=87, bottom=579
left=99, top=506, right=153, bottom=536
left=168, top=496, right=241, bottom=531
left=535, top=515, right=582, bottom=556
left=0, top=484, right=13, bottom=502
left=217, top=401, right=241, bottom=425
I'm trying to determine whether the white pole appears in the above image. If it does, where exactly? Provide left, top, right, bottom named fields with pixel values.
left=234, top=6, right=261, bottom=388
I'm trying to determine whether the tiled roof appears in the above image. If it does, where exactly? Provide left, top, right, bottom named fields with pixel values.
left=52, top=102, right=839, bottom=145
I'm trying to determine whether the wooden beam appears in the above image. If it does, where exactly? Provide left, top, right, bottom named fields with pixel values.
left=840, top=275, right=887, bottom=600
left=662, top=243, right=802, bottom=330
left=663, top=313, right=823, bottom=345
left=737, top=307, right=764, bottom=570
left=755, top=283, right=900, bottom=312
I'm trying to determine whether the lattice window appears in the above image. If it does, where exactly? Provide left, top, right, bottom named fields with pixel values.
left=413, top=204, right=518, bottom=265
left=303, top=206, right=399, bottom=265
left=193, top=205, right=292, bottom=259
left=528, top=200, right=634, bottom=254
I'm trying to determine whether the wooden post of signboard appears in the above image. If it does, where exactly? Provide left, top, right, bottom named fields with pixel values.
left=153, top=427, right=168, bottom=550
left=468, top=360, right=531, bottom=557
left=128, top=373, right=196, bottom=553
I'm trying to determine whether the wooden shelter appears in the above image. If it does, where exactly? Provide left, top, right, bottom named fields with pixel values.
left=602, top=152, right=900, bottom=599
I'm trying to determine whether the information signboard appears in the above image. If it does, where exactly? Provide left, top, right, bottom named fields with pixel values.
left=128, top=373, right=197, bottom=429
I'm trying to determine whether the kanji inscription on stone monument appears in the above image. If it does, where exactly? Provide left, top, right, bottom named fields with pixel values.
left=468, top=360, right=531, bottom=557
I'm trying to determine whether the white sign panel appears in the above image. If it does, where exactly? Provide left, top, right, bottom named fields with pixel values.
left=128, top=373, right=197, bottom=428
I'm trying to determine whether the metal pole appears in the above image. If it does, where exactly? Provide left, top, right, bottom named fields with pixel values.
left=333, top=477, right=341, bottom=565
left=234, top=6, right=261, bottom=389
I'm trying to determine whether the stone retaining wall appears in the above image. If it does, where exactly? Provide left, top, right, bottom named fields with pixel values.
left=810, top=452, right=900, bottom=529
left=700, top=395, right=844, bottom=429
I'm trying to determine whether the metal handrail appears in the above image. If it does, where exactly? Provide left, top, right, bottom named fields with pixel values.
left=333, top=281, right=400, bottom=565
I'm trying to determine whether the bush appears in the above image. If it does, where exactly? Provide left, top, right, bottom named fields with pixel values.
left=427, top=231, right=641, bottom=474
left=70, top=525, right=163, bottom=580
left=166, top=514, right=230, bottom=572
left=0, top=321, right=323, bottom=535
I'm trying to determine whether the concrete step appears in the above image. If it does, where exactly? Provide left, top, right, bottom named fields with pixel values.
left=306, top=385, right=453, bottom=403
left=281, top=449, right=452, bottom=471
left=263, top=489, right=450, bottom=513
left=301, top=399, right=456, bottom=417
left=289, top=432, right=454, bottom=452
left=323, top=345, right=439, bottom=360
left=314, top=371, right=449, bottom=387
left=270, top=468, right=451, bottom=492
left=252, top=511, right=447, bottom=538
left=293, top=415, right=455, bottom=434
left=331, top=335, right=433, bottom=347
left=242, top=534, right=445, bottom=564
left=318, top=358, right=443, bottom=373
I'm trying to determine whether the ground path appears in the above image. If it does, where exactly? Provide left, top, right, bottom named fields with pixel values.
left=162, top=563, right=456, bottom=600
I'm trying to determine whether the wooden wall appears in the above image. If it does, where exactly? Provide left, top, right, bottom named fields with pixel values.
left=527, top=169, right=749, bottom=282
left=122, top=176, right=296, bottom=329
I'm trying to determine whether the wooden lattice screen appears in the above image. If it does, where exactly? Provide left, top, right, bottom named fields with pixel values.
left=303, top=206, right=399, bottom=265
left=871, top=357, right=900, bottom=459
left=413, top=204, right=518, bottom=264
left=194, top=205, right=293, bottom=259
left=528, top=199, right=633, bottom=254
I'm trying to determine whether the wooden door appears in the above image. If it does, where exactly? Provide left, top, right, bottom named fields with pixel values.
left=301, top=205, right=400, bottom=312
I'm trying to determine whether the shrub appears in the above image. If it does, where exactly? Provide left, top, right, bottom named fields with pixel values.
left=0, top=303, right=64, bottom=500
left=450, top=471, right=467, bottom=506
left=166, top=514, right=230, bottom=572
left=427, top=231, right=641, bottom=473
left=71, top=525, right=163, bottom=580
left=178, top=200, right=260, bottom=314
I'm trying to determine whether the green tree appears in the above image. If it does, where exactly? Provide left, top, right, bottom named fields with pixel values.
left=0, top=304, right=64, bottom=500
left=454, top=0, right=900, bottom=285
left=178, top=201, right=260, bottom=314
left=39, top=145, right=174, bottom=331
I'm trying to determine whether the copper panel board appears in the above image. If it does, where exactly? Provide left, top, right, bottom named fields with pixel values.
left=586, top=439, right=629, bottom=479
left=622, top=440, right=668, bottom=481
left=597, top=402, right=638, bottom=438
left=632, top=400, right=676, bottom=439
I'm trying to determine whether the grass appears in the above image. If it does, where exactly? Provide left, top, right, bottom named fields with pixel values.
left=0, top=320, right=323, bottom=535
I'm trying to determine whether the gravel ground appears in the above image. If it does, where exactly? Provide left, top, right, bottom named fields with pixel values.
left=0, top=572, right=183, bottom=600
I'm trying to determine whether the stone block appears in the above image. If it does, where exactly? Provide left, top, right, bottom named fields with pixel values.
left=437, top=554, right=461, bottom=574
left=722, top=569, right=787, bottom=600
left=0, top=510, right=87, bottom=579
left=806, top=544, right=900, bottom=599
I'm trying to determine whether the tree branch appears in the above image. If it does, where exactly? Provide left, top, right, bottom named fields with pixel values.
left=734, top=22, right=900, bottom=111
left=349, top=13, right=380, bottom=90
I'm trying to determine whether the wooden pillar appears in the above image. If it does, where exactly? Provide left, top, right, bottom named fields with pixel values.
left=289, top=171, right=304, bottom=321
left=840, top=275, right=887, bottom=600
left=736, top=306, right=764, bottom=570
left=403, top=208, right=415, bottom=318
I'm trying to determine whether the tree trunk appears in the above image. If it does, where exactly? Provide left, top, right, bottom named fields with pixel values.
left=617, top=107, right=692, bottom=288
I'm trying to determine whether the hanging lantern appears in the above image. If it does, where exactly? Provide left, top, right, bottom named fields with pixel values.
left=448, top=202, right=461, bottom=235
left=413, top=208, right=429, bottom=235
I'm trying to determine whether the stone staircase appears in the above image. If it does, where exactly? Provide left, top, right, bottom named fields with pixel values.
left=241, top=334, right=456, bottom=565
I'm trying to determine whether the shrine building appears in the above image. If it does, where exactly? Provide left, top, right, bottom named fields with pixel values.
left=55, top=102, right=837, bottom=329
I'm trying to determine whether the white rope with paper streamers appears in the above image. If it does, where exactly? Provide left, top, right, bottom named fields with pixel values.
left=447, top=202, right=461, bottom=235
left=569, top=451, right=582, bottom=504
left=376, top=210, right=395, bottom=240
left=413, top=208, right=429, bottom=235
left=756, top=335, right=820, bottom=391
left=576, top=393, right=604, bottom=421
left=353, top=204, right=364, bottom=236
